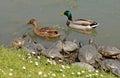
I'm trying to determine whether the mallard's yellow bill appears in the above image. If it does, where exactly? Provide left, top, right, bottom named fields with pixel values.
left=60, top=13, right=64, bottom=16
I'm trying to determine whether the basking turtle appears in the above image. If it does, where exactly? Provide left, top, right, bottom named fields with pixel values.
left=11, top=32, right=27, bottom=49
left=60, top=38, right=79, bottom=63
left=101, top=59, right=120, bottom=76
left=72, top=62, right=95, bottom=72
left=45, top=38, right=78, bottom=61
left=61, top=38, right=79, bottom=53
left=26, top=41, right=46, bottom=57
left=45, top=41, right=64, bottom=60
left=78, top=39, right=102, bottom=67
left=26, top=40, right=63, bottom=60
left=98, top=46, right=120, bottom=59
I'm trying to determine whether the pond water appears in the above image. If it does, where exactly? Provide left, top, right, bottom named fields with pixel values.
left=0, top=0, right=120, bottom=47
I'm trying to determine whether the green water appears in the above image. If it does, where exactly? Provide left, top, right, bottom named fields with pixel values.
left=0, top=0, right=120, bottom=47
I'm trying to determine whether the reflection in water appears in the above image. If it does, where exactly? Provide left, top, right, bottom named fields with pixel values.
left=63, top=28, right=98, bottom=38
left=71, top=29, right=98, bottom=36
left=63, top=0, right=79, bottom=8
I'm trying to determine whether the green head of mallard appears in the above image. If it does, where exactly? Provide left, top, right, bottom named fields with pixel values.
left=61, top=10, right=72, bottom=21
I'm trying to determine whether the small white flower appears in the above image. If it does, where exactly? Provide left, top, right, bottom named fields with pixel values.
left=48, top=72, right=52, bottom=76
left=47, top=59, right=52, bottom=64
left=22, top=58, right=25, bottom=60
left=58, top=60, right=63, bottom=62
left=88, top=74, right=92, bottom=77
left=81, top=70, right=85, bottom=73
left=27, top=53, right=31, bottom=56
left=51, top=73, right=56, bottom=77
left=100, top=74, right=104, bottom=77
left=71, top=72, right=75, bottom=75
left=66, top=65, right=70, bottom=69
left=43, top=74, right=47, bottom=77
left=28, top=56, right=31, bottom=59
left=0, top=69, right=6, bottom=75
left=29, top=60, right=33, bottom=63
left=37, top=56, right=40, bottom=59
left=38, top=71, right=43, bottom=75
left=88, top=69, right=92, bottom=72
left=86, top=75, right=89, bottom=78
left=50, top=56, right=54, bottom=58
left=28, top=74, right=31, bottom=77
left=47, top=59, right=50, bottom=62
left=95, top=73, right=98, bottom=76
left=32, top=51, right=36, bottom=54
left=10, top=69, right=13, bottom=71
left=52, top=61, right=56, bottom=65
left=95, top=70, right=99, bottom=73
left=48, top=73, right=50, bottom=76
left=62, top=74, right=65, bottom=77
left=61, top=65, right=65, bottom=69
left=9, top=72, right=13, bottom=76
left=59, top=69, right=63, bottom=72
left=77, top=72, right=81, bottom=75
left=22, top=66, right=26, bottom=70
left=35, top=62, right=39, bottom=66
left=18, top=55, right=21, bottom=57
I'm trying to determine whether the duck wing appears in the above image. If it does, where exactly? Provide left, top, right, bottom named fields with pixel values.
left=73, top=19, right=98, bottom=26
left=39, top=27, right=58, bottom=34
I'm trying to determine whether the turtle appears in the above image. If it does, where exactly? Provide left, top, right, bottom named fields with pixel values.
left=46, top=38, right=78, bottom=62
left=59, top=38, right=79, bottom=64
left=25, top=41, right=46, bottom=57
left=78, top=38, right=102, bottom=68
left=45, top=41, right=64, bottom=60
left=61, top=38, right=79, bottom=53
left=98, top=46, right=120, bottom=59
left=11, top=32, right=28, bottom=49
left=72, top=62, right=95, bottom=72
left=100, top=59, right=120, bottom=76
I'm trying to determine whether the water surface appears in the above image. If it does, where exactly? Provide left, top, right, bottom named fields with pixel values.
left=0, top=0, right=120, bottom=47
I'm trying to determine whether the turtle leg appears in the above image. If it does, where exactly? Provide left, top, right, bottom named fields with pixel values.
left=45, top=36, right=50, bottom=40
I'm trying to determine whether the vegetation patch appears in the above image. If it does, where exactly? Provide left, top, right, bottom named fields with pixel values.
left=0, top=46, right=117, bottom=78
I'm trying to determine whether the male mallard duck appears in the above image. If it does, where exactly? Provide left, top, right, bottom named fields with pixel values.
left=27, top=19, right=61, bottom=40
left=12, top=32, right=27, bottom=49
left=61, top=10, right=99, bottom=30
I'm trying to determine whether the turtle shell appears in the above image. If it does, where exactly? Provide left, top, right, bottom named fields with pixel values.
left=72, top=62, right=95, bottom=72
left=62, top=41, right=79, bottom=52
left=78, top=45, right=102, bottom=64
left=101, top=59, right=120, bottom=76
left=54, top=40, right=78, bottom=52
left=99, top=46, right=120, bottom=58
left=45, top=41, right=64, bottom=59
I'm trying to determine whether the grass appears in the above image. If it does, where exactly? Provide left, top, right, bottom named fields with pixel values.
left=0, top=46, right=117, bottom=78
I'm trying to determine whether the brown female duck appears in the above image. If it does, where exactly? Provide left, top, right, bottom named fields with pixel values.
left=27, top=19, right=60, bottom=40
